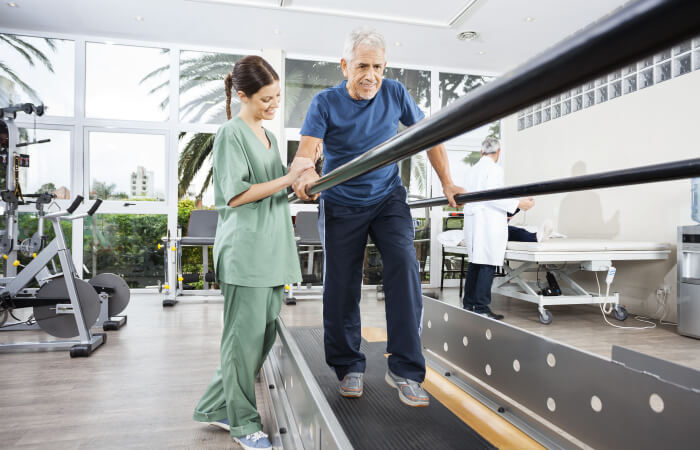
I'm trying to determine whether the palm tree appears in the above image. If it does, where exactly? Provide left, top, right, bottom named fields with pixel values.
left=439, top=73, right=492, bottom=108
left=178, top=131, right=215, bottom=199
left=141, top=52, right=242, bottom=200
left=0, top=34, right=57, bottom=104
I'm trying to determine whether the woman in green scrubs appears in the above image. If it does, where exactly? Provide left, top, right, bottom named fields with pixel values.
left=192, top=56, right=314, bottom=450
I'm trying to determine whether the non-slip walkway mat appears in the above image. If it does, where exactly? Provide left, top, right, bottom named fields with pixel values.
left=290, top=327, right=496, bottom=450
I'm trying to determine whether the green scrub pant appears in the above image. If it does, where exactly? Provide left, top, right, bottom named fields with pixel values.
left=193, top=284, right=282, bottom=437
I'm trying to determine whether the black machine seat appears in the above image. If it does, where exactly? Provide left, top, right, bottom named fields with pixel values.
left=295, top=211, right=321, bottom=246
left=181, top=210, right=218, bottom=246
left=294, top=211, right=323, bottom=287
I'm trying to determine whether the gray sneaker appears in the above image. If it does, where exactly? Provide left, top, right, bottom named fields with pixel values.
left=339, top=372, right=363, bottom=398
left=385, top=369, right=429, bottom=407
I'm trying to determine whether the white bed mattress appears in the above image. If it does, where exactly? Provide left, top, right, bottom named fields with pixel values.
left=506, top=239, right=670, bottom=252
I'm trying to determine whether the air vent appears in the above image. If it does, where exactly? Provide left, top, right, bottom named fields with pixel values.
left=457, top=31, right=479, bottom=41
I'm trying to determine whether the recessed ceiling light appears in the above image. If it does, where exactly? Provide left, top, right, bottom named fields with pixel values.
left=7, top=2, right=18, bottom=7
left=273, top=28, right=280, bottom=35
left=135, top=16, right=144, bottom=21
left=457, top=31, right=479, bottom=41
left=478, top=50, right=486, bottom=55
left=394, top=41, right=401, bottom=47
left=524, top=16, right=535, bottom=22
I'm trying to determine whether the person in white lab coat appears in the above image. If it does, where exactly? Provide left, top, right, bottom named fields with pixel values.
left=462, top=137, right=534, bottom=320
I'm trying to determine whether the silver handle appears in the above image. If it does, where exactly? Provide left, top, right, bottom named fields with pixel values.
left=682, top=250, right=700, bottom=254
left=681, top=277, right=700, bottom=285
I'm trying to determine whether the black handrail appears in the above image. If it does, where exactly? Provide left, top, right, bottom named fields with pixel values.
left=408, top=158, right=700, bottom=208
left=289, top=0, right=700, bottom=202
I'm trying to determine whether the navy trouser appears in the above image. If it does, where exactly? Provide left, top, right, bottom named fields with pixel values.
left=508, top=225, right=537, bottom=242
left=462, top=263, right=497, bottom=312
left=319, top=186, right=426, bottom=383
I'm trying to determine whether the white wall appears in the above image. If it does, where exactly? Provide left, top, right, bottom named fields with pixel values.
left=502, top=69, right=700, bottom=321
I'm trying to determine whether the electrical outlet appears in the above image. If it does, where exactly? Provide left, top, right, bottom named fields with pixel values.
left=657, top=285, right=671, bottom=296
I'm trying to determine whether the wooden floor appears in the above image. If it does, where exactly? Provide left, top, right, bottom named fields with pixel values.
left=0, top=295, right=273, bottom=449
left=0, top=287, right=698, bottom=449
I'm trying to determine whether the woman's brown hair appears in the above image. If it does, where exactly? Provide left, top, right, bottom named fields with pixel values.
left=224, top=55, right=279, bottom=120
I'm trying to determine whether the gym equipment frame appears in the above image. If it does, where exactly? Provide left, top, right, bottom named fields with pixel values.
left=0, top=195, right=106, bottom=357
left=1, top=104, right=130, bottom=355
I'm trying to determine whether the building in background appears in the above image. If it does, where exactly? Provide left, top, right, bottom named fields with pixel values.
left=130, top=165, right=154, bottom=198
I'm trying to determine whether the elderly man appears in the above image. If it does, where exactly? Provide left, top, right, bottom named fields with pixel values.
left=292, top=27, right=464, bottom=407
left=462, top=137, right=534, bottom=320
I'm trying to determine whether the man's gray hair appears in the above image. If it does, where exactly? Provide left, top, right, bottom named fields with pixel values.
left=481, top=136, right=500, bottom=154
left=342, top=27, right=386, bottom=63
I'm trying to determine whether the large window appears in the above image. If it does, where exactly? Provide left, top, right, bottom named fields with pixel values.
left=285, top=59, right=432, bottom=128
left=385, top=68, right=431, bottom=117
left=438, top=71, right=498, bottom=198
left=84, top=214, right=166, bottom=288
left=0, top=34, right=75, bottom=116
left=1, top=32, right=262, bottom=290
left=3, top=28, right=506, bottom=289
left=439, top=72, right=492, bottom=108
left=285, top=59, right=344, bottom=128
left=88, top=131, right=166, bottom=201
left=16, top=128, right=71, bottom=198
left=179, top=50, right=244, bottom=124
left=85, top=42, right=170, bottom=121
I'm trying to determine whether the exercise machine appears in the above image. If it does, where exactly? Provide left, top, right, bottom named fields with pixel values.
left=0, top=104, right=130, bottom=356
left=161, top=209, right=220, bottom=306
left=285, top=211, right=323, bottom=305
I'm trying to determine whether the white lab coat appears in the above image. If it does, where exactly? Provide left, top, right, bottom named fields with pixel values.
left=463, top=156, right=519, bottom=266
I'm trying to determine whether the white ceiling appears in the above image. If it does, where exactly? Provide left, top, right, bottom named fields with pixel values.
left=0, top=0, right=630, bottom=73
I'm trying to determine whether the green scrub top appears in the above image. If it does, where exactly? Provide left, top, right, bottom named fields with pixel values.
left=212, top=116, right=302, bottom=288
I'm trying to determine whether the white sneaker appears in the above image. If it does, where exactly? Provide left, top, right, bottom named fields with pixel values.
left=233, top=431, right=272, bottom=449
left=208, top=418, right=230, bottom=431
left=537, top=219, right=554, bottom=242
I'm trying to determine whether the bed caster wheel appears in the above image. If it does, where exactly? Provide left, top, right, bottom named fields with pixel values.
left=163, top=299, right=177, bottom=307
left=285, top=297, right=296, bottom=305
left=70, top=345, right=92, bottom=358
left=613, top=305, right=628, bottom=321
left=539, top=310, right=553, bottom=325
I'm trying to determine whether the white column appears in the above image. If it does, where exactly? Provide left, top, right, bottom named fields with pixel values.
left=261, top=48, right=286, bottom=164
left=72, top=37, right=87, bottom=277
left=167, top=46, right=181, bottom=240
left=427, top=69, right=442, bottom=288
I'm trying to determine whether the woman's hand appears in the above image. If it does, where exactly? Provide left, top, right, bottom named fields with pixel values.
left=286, top=157, right=315, bottom=185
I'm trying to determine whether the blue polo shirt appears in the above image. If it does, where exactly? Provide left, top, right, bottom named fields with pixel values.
left=300, top=79, right=425, bottom=206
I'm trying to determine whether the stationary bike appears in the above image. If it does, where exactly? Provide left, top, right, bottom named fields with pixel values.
left=0, top=103, right=130, bottom=356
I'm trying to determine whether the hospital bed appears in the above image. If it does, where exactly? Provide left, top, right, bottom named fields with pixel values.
left=496, top=239, right=671, bottom=324
left=443, top=239, right=671, bottom=324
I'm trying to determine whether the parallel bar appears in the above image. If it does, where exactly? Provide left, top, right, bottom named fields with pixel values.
left=409, top=158, right=700, bottom=208
left=289, top=0, right=700, bottom=202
